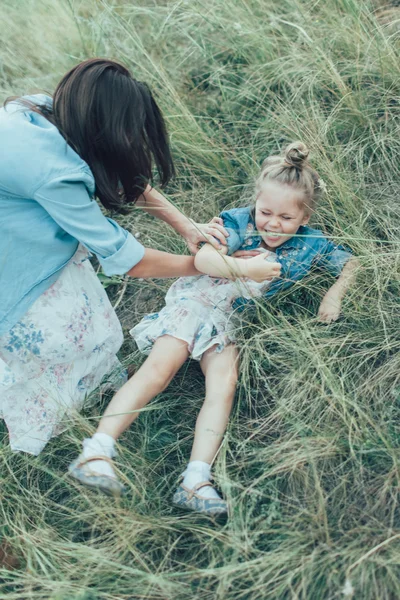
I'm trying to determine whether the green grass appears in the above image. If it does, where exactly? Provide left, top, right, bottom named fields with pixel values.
left=1, top=0, right=400, bottom=598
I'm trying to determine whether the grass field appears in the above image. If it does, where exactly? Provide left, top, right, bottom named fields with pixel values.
left=1, top=0, right=400, bottom=598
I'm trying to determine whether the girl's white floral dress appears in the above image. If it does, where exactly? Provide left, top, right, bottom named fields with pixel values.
left=0, top=247, right=124, bottom=455
left=131, top=250, right=277, bottom=360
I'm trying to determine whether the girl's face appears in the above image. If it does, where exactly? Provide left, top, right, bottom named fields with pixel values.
left=255, top=181, right=310, bottom=249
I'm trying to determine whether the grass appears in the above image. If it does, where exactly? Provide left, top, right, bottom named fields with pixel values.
left=0, top=0, right=399, bottom=598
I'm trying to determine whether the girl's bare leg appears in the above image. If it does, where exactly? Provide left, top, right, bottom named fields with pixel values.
left=190, top=344, right=239, bottom=464
left=97, top=335, right=190, bottom=439
left=70, top=335, right=190, bottom=486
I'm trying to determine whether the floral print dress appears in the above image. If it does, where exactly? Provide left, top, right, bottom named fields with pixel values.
left=0, top=246, right=124, bottom=455
left=131, top=250, right=277, bottom=360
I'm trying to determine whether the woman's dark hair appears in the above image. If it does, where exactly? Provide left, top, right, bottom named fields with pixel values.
left=5, top=58, right=175, bottom=213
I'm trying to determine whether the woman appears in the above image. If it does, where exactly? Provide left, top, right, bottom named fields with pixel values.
left=0, top=58, right=228, bottom=455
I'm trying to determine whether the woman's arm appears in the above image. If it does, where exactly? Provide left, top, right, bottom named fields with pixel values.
left=137, top=186, right=228, bottom=252
left=194, top=243, right=281, bottom=282
left=33, top=176, right=199, bottom=279
left=318, top=258, right=360, bottom=322
left=127, top=248, right=198, bottom=278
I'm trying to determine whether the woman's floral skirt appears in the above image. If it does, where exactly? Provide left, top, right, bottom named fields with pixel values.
left=0, top=246, right=124, bottom=455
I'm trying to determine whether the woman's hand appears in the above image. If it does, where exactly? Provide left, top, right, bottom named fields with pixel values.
left=138, top=188, right=229, bottom=253
left=318, top=290, right=342, bottom=323
left=245, top=253, right=281, bottom=283
left=183, top=217, right=229, bottom=254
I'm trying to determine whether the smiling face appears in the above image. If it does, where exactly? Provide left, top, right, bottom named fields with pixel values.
left=255, top=181, right=310, bottom=249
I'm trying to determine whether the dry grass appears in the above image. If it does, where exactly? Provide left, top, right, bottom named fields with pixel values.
left=0, top=0, right=399, bottom=598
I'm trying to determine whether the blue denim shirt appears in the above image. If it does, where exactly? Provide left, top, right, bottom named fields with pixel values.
left=219, top=206, right=353, bottom=309
left=0, top=95, right=145, bottom=336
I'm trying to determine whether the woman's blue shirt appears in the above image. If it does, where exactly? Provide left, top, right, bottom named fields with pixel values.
left=0, top=95, right=145, bottom=336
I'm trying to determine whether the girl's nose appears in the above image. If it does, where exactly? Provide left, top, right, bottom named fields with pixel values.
left=268, top=216, right=280, bottom=229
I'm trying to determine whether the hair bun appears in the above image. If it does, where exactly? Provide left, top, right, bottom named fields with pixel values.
left=284, top=141, right=309, bottom=168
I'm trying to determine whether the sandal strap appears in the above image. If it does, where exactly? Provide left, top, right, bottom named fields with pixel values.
left=178, top=473, right=214, bottom=483
left=181, top=481, right=215, bottom=500
left=193, top=481, right=214, bottom=493
left=76, top=455, right=114, bottom=468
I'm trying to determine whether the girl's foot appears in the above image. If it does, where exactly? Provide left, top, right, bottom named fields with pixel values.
left=182, top=460, right=221, bottom=499
left=172, top=460, right=228, bottom=515
left=68, top=455, right=126, bottom=497
left=172, top=481, right=228, bottom=516
left=68, top=432, right=126, bottom=497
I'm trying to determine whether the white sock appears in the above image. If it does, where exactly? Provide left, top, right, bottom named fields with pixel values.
left=181, top=460, right=221, bottom=500
left=81, top=432, right=117, bottom=479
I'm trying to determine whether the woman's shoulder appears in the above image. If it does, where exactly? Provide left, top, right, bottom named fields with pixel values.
left=0, top=95, right=93, bottom=198
left=2, top=94, right=53, bottom=113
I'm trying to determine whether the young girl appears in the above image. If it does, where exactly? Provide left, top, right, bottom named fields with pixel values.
left=69, top=142, right=358, bottom=515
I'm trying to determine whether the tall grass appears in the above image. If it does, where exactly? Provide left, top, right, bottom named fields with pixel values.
left=1, top=0, right=399, bottom=598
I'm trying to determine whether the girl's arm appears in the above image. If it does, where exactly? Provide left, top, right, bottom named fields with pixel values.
left=127, top=248, right=198, bottom=278
left=136, top=186, right=228, bottom=252
left=194, top=243, right=281, bottom=282
left=318, top=258, right=360, bottom=322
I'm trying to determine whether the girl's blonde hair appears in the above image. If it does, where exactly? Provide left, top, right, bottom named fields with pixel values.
left=256, top=142, right=324, bottom=213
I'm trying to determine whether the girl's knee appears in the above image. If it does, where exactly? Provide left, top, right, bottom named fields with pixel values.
left=145, top=336, right=189, bottom=382
left=225, top=371, right=239, bottom=392
left=207, top=367, right=238, bottom=398
left=143, top=355, right=186, bottom=388
left=217, top=357, right=239, bottom=385
left=145, top=360, right=178, bottom=387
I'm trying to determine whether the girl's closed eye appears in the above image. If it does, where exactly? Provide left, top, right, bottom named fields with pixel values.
left=260, top=211, right=291, bottom=219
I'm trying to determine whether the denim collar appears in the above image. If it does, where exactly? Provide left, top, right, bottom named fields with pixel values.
left=276, top=226, right=310, bottom=251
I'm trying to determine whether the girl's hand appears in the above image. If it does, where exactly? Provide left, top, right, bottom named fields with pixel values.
left=245, top=253, right=281, bottom=283
left=318, top=291, right=342, bottom=323
left=318, top=259, right=359, bottom=322
left=183, top=217, right=229, bottom=254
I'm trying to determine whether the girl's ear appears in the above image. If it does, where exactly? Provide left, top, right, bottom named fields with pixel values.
left=302, top=212, right=311, bottom=225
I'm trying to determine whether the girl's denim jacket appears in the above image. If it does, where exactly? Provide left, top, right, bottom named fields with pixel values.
left=219, top=206, right=353, bottom=309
